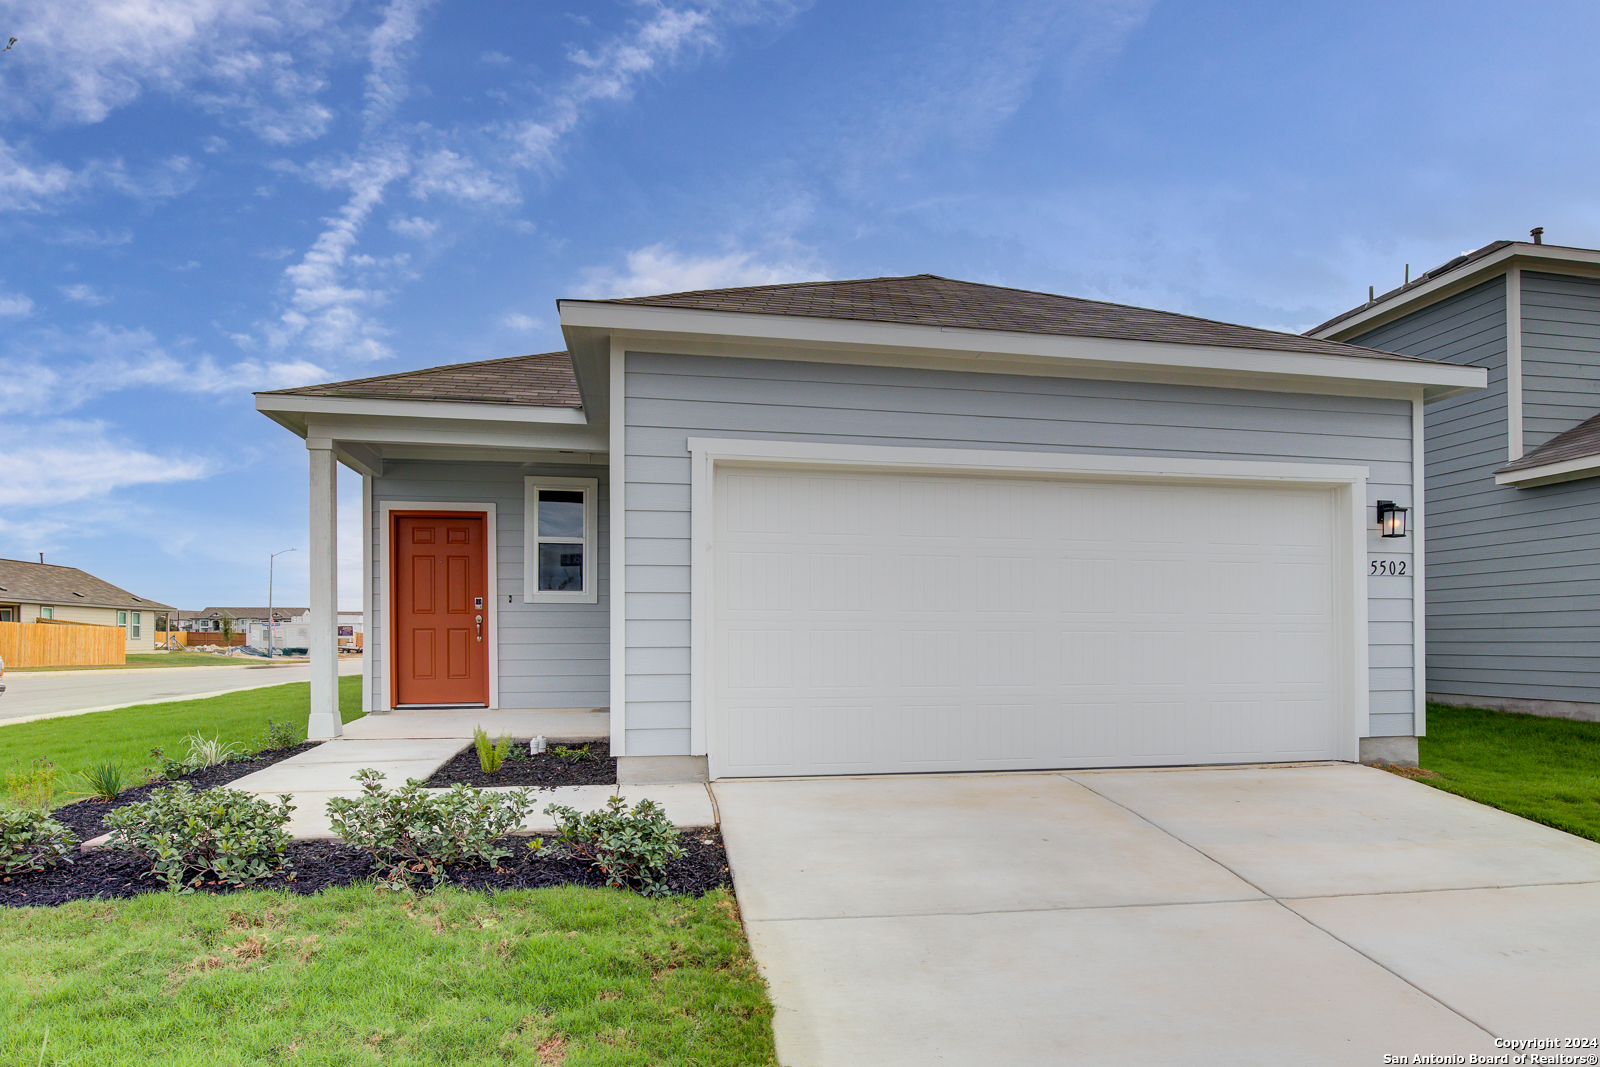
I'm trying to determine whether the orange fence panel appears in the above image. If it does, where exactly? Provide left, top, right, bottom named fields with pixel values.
left=0, top=620, right=126, bottom=667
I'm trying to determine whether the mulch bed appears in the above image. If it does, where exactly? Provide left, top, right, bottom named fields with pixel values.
left=423, top=739, right=617, bottom=789
left=48, top=742, right=323, bottom=843
left=0, top=830, right=732, bottom=907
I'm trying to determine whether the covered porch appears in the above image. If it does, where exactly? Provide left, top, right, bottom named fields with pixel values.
left=254, top=350, right=614, bottom=746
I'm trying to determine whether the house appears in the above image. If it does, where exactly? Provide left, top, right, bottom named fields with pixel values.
left=177, top=606, right=311, bottom=633
left=256, top=274, right=1483, bottom=779
left=1310, top=235, right=1600, bottom=722
left=0, top=557, right=174, bottom=654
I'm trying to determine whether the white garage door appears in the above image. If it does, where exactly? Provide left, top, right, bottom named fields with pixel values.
left=709, top=466, right=1345, bottom=778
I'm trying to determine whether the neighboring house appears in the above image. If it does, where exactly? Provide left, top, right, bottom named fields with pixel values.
left=179, top=607, right=310, bottom=633
left=257, top=274, right=1483, bottom=778
left=1310, top=236, right=1600, bottom=721
left=0, top=557, right=174, bottom=653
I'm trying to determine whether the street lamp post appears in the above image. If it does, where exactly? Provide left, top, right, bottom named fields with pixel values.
left=267, top=548, right=297, bottom=659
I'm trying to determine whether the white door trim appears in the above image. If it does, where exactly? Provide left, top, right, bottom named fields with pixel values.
left=687, top=438, right=1370, bottom=776
left=377, top=500, right=500, bottom=711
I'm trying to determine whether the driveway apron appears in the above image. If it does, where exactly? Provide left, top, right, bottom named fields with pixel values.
left=712, top=764, right=1600, bottom=1066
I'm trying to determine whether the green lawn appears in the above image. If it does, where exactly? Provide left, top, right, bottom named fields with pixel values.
left=1417, top=702, right=1600, bottom=843
left=0, top=885, right=775, bottom=1066
left=1, top=676, right=365, bottom=806
left=8, top=652, right=280, bottom=672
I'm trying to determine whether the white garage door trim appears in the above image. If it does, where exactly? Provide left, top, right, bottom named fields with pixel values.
left=686, top=438, right=1370, bottom=778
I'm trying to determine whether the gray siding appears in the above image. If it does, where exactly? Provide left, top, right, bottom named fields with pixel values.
left=369, top=461, right=609, bottom=710
left=1357, top=275, right=1600, bottom=706
left=1522, top=271, right=1600, bottom=449
left=623, top=352, right=1417, bottom=756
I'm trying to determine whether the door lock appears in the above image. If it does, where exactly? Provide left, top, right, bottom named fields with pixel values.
left=475, top=614, right=483, bottom=642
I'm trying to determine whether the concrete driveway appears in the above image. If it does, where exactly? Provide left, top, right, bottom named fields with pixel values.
left=713, top=764, right=1600, bottom=1066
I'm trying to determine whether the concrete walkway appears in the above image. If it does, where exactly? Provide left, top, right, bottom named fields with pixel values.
left=223, top=709, right=712, bottom=839
left=713, top=764, right=1600, bottom=1066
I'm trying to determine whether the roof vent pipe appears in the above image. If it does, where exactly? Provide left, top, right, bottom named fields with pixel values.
left=1531, top=227, right=1544, bottom=244
left=1368, top=285, right=1375, bottom=303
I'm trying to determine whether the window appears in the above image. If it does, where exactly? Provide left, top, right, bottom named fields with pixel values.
left=130, top=612, right=140, bottom=639
left=118, top=610, right=127, bottom=627
left=40, top=606, right=53, bottom=620
left=524, top=476, right=598, bottom=604
left=0, top=607, right=13, bottom=622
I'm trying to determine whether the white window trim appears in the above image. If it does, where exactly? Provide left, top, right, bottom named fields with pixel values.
left=130, top=611, right=141, bottom=639
left=376, top=501, right=500, bottom=712
left=524, top=476, right=599, bottom=604
left=686, top=438, right=1372, bottom=777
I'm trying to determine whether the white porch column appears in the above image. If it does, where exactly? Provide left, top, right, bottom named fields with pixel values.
left=307, top=439, right=342, bottom=739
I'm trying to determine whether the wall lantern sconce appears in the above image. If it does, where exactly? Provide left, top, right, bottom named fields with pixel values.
left=1376, top=500, right=1409, bottom=538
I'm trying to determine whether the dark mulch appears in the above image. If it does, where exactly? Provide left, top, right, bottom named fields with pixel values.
left=47, top=742, right=323, bottom=844
left=0, top=829, right=732, bottom=907
left=424, top=739, right=617, bottom=788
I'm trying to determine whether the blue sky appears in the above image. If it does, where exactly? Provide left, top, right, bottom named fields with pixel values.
left=2, top=0, right=1596, bottom=611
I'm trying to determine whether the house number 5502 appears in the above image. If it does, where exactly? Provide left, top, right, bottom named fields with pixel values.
left=1369, top=559, right=1407, bottom=576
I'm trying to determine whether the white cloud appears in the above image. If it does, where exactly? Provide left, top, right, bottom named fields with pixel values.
left=480, top=51, right=512, bottom=65
left=577, top=242, right=824, bottom=298
left=0, top=136, right=81, bottom=211
left=499, top=312, right=541, bottom=330
left=59, top=283, right=110, bottom=306
left=409, top=149, right=518, bottom=205
left=0, top=419, right=211, bottom=507
left=388, top=215, right=437, bottom=239
left=0, top=288, right=34, bottom=317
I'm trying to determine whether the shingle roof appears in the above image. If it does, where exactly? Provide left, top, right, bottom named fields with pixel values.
left=179, top=607, right=309, bottom=621
left=0, top=559, right=173, bottom=612
left=1497, top=412, right=1600, bottom=475
left=599, top=274, right=1431, bottom=363
left=1309, top=241, right=1517, bottom=335
left=258, top=351, right=581, bottom=407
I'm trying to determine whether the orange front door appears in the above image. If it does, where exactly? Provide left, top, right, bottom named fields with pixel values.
left=393, top=513, right=489, bottom=706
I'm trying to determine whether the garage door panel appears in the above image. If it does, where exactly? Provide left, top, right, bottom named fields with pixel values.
left=711, top=467, right=1346, bottom=777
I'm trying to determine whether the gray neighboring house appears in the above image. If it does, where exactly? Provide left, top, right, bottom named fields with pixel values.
left=256, top=274, right=1481, bottom=778
left=1311, top=237, right=1600, bottom=721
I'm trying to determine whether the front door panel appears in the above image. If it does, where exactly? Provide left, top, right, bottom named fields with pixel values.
left=394, top=513, right=488, bottom=706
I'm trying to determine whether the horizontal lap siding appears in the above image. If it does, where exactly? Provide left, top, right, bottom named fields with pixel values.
left=370, top=461, right=608, bottom=711
left=1360, top=277, right=1600, bottom=704
left=624, top=352, right=1416, bottom=753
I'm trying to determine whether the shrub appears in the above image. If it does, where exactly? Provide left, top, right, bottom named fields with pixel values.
left=326, top=769, right=537, bottom=890
left=75, top=761, right=125, bottom=802
left=541, top=796, right=684, bottom=897
left=473, top=727, right=512, bottom=774
left=3, top=760, right=58, bottom=812
left=261, top=718, right=302, bottom=751
left=148, top=747, right=188, bottom=781
left=550, top=744, right=591, bottom=763
left=183, top=732, right=244, bottom=770
left=103, top=785, right=295, bottom=893
left=0, top=807, right=79, bottom=875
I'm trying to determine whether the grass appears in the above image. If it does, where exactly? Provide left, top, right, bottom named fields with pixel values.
left=1416, top=702, right=1600, bottom=843
left=0, top=676, right=365, bottom=806
left=10, top=651, right=285, bottom=672
left=0, top=884, right=775, bottom=1066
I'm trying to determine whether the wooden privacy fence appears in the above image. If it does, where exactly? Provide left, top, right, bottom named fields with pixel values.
left=175, top=632, right=246, bottom=647
left=0, top=620, right=125, bottom=667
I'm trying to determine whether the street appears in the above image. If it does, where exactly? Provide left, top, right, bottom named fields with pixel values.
left=0, top=657, right=365, bottom=724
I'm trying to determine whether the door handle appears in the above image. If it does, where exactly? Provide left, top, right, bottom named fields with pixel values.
left=475, top=614, right=483, bottom=642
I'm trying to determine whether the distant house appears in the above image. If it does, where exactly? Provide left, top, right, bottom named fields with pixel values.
left=0, top=557, right=174, bottom=654
left=178, top=606, right=310, bottom=633
left=1310, top=235, right=1600, bottom=721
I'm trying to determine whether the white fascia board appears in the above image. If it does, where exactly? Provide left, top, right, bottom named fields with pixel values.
left=1312, top=243, right=1600, bottom=341
left=255, top=392, right=588, bottom=426
left=560, top=301, right=1485, bottom=399
left=1495, top=454, right=1600, bottom=488
left=303, top=414, right=607, bottom=454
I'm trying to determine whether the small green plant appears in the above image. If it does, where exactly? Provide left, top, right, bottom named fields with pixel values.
left=148, top=747, right=189, bottom=781
left=541, top=796, right=684, bottom=897
left=104, top=785, right=294, bottom=893
left=74, top=760, right=125, bottom=802
left=183, top=732, right=243, bottom=770
left=473, top=726, right=513, bottom=774
left=0, top=806, right=79, bottom=874
left=261, top=718, right=302, bottom=751
left=3, top=760, right=58, bottom=812
left=326, top=769, right=537, bottom=890
left=550, top=743, right=592, bottom=763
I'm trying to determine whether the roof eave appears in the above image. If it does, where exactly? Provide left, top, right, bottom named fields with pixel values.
left=1495, top=452, right=1600, bottom=488
left=559, top=299, right=1486, bottom=400
left=253, top=392, right=587, bottom=428
left=1311, top=243, right=1600, bottom=341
